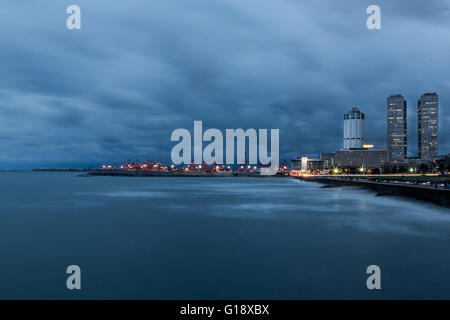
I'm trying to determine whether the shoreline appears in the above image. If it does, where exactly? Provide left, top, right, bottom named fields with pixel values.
left=298, top=176, right=450, bottom=207
left=80, top=169, right=291, bottom=178
left=32, top=169, right=450, bottom=207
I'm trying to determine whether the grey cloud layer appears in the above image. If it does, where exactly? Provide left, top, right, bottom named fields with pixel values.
left=0, top=0, right=449, bottom=168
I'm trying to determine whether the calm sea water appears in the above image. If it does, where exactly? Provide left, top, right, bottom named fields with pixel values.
left=0, top=172, right=449, bottom=299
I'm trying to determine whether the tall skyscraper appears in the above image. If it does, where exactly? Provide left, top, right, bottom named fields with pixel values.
left=343, top=107, right=365, bottom=149
left=418, top=93, right=439, bottom=160
left=387, top=95, right=407, bottom=162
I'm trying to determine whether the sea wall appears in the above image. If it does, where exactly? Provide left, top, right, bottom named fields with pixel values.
left=84, top=170, right=290, bottom=178
left=301, top=177, right=450, bottom=207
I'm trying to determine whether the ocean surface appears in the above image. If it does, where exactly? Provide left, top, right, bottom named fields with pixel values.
left=0, top=172, right=449, bottom=299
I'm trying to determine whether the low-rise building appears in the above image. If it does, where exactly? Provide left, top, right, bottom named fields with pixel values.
left=335, top=148, right=387, bottom=169
left=436, top=154, right=450, bottom=167
left=320, top=152, right=336, bottom=168
left=291, top=158, right=302, bottom=171
left=307, top=159, right=325, bottom=172
left=291, top=157, right=325, bottom=172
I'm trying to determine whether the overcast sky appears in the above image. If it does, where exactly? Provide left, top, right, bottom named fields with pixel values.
left=0, top=0, right=449, bottom=169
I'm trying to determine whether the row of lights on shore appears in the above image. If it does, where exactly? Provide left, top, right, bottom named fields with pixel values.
left=329, top=167, right=418, bottom=175
left=102, top=164, right=258, bottom=171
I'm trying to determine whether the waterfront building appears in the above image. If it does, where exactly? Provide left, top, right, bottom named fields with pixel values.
left=387, top=95, right=407, bottom=162
left=418, top=93, right=439, bottom=160
left=301, top=157, right=309, bottom=171
left=291, top=157, right=309, bottom=171
left=335, top=147, right=387, bottom=169
left=320, top=152, right=336, bottom=169
left=291, top=157, right=325, bottom=172
left=306, top=159, right=325, bottom=172
left=320, top=153, right=336, bottom=161
left=343, top=107, right=365, bottom=149
left=291, top=158, right=301, bottom=171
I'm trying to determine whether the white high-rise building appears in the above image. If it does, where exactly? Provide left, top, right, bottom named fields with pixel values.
left=343, top=107, right=365, bottom=149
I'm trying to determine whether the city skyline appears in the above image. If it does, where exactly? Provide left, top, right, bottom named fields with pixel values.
left=0, top=1, right=449, bottom=169
left=295, top=91, right=444, bottom=173
left=307, top=92, right=444, bottom=161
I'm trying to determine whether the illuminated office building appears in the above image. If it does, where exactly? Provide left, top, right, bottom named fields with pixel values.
left=418, top=93, right=439, bottom=160
left=387, top=95, right=407, bottom=162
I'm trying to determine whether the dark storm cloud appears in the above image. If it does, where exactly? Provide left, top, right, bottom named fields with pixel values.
left=0, top=0, right=449, bottom=168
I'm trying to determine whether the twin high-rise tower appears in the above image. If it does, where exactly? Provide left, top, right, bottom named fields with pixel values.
left=418, top=93, right=439, bottom=160
left=387, top=95, right=407, bottom=162
left=386, top=93, right=439, bottom=162
left=341, top=93, right=438, bottom=162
